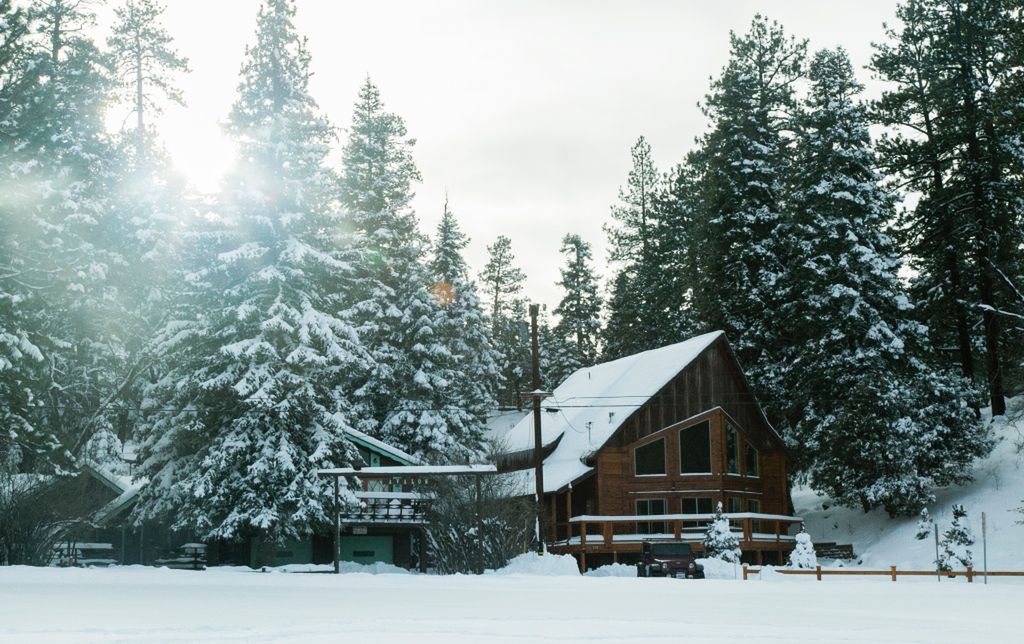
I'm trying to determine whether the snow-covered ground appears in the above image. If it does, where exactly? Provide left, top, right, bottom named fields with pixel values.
left=797, top=399, right=1024, bottom=570
left=0, top=562, right=1020, bottom=643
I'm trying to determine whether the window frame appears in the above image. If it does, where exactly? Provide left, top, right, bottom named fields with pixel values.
left=678, top=420, right=713, bottom=475
left=725, top=422, right=741, bottom=475
left=744, top=440, right=760, bottom=478
left=636, top=498, right=667, bottom=534
left=633, top=436, right=667, bottom=477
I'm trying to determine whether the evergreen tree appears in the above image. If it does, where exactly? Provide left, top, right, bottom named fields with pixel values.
left=549, top=234, right=601, bottom=386
left=603, top=137, right=679, bottom=359
left=107, top=0, right=189, bottom=148
left=788, top=525, right=817, bottom=569
left=778, top=48, right=988, bottom=515
left=479, top=235, right=529, bottom=408
left=11, top=0, right=131, bottom=464
left=687, top=16, right=805, bottom=375
left=134, top=0, right=365, bottom=551
left=915, top=507, right=934, bottom=541
left=938, top=504, right=974, bottom=570
left=402, top=199, right=499, bottom=460
left=0, top=0, right=65, bottom=469
left=873, top=0, right=1024, bottom=415
left=339, top=78, right=461, bottom=459
left=702, top=501, right=741, bottom=563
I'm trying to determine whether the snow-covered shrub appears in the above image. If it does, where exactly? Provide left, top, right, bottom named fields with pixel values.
left=915, top=508, right=934, bottom=541
left=788, top=525, right=817, bottom=569
left=702, top=502, right=741, bottom=563
left=937, top=504, right=974, bottom=571
left=424, top=471, right=534, bottom=574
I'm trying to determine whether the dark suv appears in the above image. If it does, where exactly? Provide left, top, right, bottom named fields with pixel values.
left=636, top=541, right=705, bottom=578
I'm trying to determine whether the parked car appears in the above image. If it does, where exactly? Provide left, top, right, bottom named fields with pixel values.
left=636, top=540, right=704, bottom=578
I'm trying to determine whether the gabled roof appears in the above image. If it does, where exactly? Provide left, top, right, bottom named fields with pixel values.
left=500, top=331, right=724, bottom=493
left=344, top=427, right=419, bottom=466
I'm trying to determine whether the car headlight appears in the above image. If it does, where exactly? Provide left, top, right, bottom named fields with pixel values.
left=661, top=563, right=668, bottom=570
left=688, top=562, right=695, bottom=570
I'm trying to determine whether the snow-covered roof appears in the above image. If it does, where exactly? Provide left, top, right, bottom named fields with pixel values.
left=499, top=331, right=724, bottom=493
left=344, top=427, right=419, bottom=466
left=319, top=464, right=497, bottom=477
left=484, top=409, right=530, bottom=446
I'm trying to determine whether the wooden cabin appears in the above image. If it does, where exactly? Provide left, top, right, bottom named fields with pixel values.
left=499, top=331, right=800, bottom=569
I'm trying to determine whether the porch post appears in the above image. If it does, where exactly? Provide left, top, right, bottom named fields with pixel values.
left=333, top=476, right=341, bottom=574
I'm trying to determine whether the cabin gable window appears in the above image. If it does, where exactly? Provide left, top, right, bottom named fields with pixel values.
left=679, top=420, right=712, bottom=474
left=725, top=422, right=741, bottom=474
left=745, top=441, right=759, bottom=477
left=634, top=437, right=666, bottom=476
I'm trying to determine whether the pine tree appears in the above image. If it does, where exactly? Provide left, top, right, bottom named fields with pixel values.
left=778, top=48, right=989, bottom=515
left=107, top=0, right=189, bottom=149
left=0, top=0, right=65, bottom=469
left=479, top=235, right=529, bottom=408
left=938, top=504, right=974, bottom=570
left=339, top=78, right=463, bottom=459
left=788, top=525, right=817, bottom=569
left=602, top=137, right=675, bottom=360
left=702, top=502, right=741, bottom=563
left=398, top=199, right=500, bottom=460
left=915, top=508, right=934, bottom=541
left=873, top=0, right=1024, bottom=415
left=134, top=0, right=365, bottom=551
left=687, top=16, right=805, bottom=374
left=549, top=234, right=601, bottom=386
left=11, top=0, right=132, bottom=464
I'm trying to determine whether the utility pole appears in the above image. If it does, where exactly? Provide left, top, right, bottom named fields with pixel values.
left=522, top=303, right=550, bottom=554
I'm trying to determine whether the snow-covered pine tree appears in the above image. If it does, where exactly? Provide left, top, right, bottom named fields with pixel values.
left=778, top=48, right=988, bottom=515
left=0, top=0, right=67, bottom=469
left=548, top=234, right=601, bottom=386
left=9, top=0, right=133, bottom=465
left=339, top=78, right=462, bottom=459
left=687, top=16, right=805, bottom=381
left=702, top=501, right=741, bottom=563
left=602, top=137, right=675, bottom=360
left=915, top=508, right=934, bottom=541
left=108, top=0, right=189, bottom=150
left=479, top=235, right=530, bottom=408
left=406, top=199, right=500, bottom=460
left=133, top=0, right=365, bottom=554
left=938, top=504, right=974, bottom=571
left=788, top=525, right=817, bottom=569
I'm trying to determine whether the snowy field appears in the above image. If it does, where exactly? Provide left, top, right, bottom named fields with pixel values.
left=1, top=562, right=1020, bottom=643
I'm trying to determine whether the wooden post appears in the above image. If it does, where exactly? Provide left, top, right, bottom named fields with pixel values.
left=550, top=494, right=557, bottom=543
left=580, top=522, right=587, bottom=547
left=967, top=565, right=974, bottom=583
left=775, top=520, right=781, bottom=545
left=742, top=565, right=749, bottom=581
left=529, top=304, right=546, bottom=554
left=333, top=477, right=341, bottom=574
left=890, top=565, right=897, bottom=582
left=580, top=550, right=587, bottom=573
left=566, top=485, right=573, bottom=543
left=602, top=521, right=613, bottom=547
left=815, top=565, right=822, bottom=581
left=743, top=518, right=752, bottom=543
left=673, top=520, right=682, bottom=540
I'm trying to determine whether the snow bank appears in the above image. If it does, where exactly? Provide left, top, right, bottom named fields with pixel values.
left=584, top=563, right=636, bottom=577
left=696, top=557, right=742, bottom=580
left=796, top=397, right=1024, bottom=570
left=220, top=561, right=411, bottom=575
left=490, top=552, right=580, bottom=576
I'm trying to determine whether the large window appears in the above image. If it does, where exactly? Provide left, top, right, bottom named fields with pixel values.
left=681, top=497, right=713, bottom=515
left=726, top=497, right=742, bottom=513
left=634, top=437, right=666, bottom=476
left=636, top=498, right=666, bottom=534
left=745, top=441, right=759, bottom=477
left=725, top=423, right=741, bottom=474
left=679, top=421, right=712, bottom=474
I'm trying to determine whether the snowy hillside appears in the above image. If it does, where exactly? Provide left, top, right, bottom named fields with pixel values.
left=796, top=398, right=1024, bottom=570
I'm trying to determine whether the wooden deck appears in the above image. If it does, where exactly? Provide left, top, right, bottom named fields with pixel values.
left=549, top=512, right=803, bottom=570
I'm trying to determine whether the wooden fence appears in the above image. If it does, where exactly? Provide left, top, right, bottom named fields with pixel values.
left=742, top=564, right=1024, bottom=582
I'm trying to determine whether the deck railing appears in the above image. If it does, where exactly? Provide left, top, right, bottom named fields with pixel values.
left=553, top=512, right=803, bottom=550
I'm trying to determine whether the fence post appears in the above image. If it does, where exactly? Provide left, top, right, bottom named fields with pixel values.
left=742, top=564, right=748, bottom=581
left=966, top=566, right=973, bottom=583
left=890, top=565, right=897, bottom=582
left=815, top=565, right=822, bottom=581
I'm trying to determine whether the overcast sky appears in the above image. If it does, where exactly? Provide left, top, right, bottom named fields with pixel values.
left=96, top=0, right=901, bottom=308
